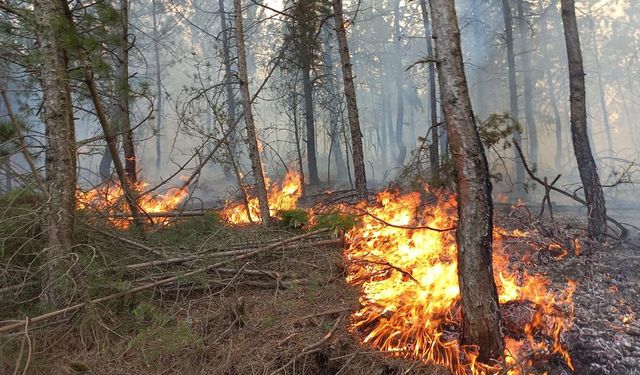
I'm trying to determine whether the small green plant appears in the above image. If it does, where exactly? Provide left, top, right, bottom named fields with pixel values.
left=312, top=212, right=357, bottom=233
left=277, top=208, right=309, bottom=229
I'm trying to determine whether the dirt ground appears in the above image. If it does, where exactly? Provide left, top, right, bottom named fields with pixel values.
left=1, top=205, right=639, bottom=374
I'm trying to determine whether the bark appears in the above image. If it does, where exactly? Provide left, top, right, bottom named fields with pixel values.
left=393, top=0, right=406, bottom=166
left=292, top=89, right=306, bottom=196
left=99, top=147, right=113, bottom=180
left=302, top=58, right=320, bottom=185
left=501, top=0, right=524, bottom=194
left=332, top=0, right=367, bottom=199
left=560, top=0, right=608, bottom=242
left=117, top=0, right=136, bottom=182
left=152, top=0, right=162, bottom=172
left=429, top=0, right=503, bottom=362
left=547, top=74, right=563, bottom=169
left=234, top=0, right=271, bottom=225
left=34, top=0, right=79, bottom=306
left=516, top=0, right=538, bottom=167
left=419, top=0, right=439, bottom=179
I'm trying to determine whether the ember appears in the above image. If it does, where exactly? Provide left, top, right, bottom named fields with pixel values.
left=221, top=170, right=302, bottom=224
left=76, top=180, right=188, bottom=228
left=344, top=189, right=576, bottom=374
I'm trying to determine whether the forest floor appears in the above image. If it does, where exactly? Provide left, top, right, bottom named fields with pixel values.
left=0, top=195, right=639, bottom=374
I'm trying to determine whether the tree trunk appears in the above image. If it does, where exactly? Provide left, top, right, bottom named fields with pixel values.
left=393, top=0, right=406, bottom=166
left=302, top=58, right=320, bottom=185
left=419, top=0, right=439, bottom=179
left=547, top=74, right=563, bottom=170
left=429, top=0, right=503, bottom=362
left=234, top=0, right=271, bottom=225
left=34, top=0, right=80, bottom=307
left=516, top=0, right=538, bottom=167
left=560, top=0, right=608, bottom=242
left=332, top=0, right=367, bottom=199
left=501, top=0, right=524, bottom=195
left=117, top=0, right=136, bottom=183
left=152, top=0, right=163, bottom=173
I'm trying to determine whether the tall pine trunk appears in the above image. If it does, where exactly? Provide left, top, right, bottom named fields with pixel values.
left=152, top=0, right=163, bottom=172
left=419, top=0, right=439, bottom=179
left=118, top=0, right=136, bottom=182
left=429, top=0, right=503, bottom=362
left=34, top=0, right=80, bottom=307
left=302, top=56, right=320, bottom=185
left=560, top=0, right=608, bottom=242
left=516, top=0, right=538, bottom=167
left=332, top=0, right=367, bottom=199
left=393, top=0, right=406, bottom=166
left=234, top=0, right=271, bottom=225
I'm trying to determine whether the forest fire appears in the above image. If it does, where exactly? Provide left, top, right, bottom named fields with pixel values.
left=221, top=170, right=302, bottom=224
left=76, top=180, right=188, bottom=228
left=344, top=190, right=576, bottom=374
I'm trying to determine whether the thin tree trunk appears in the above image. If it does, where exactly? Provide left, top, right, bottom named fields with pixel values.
left=501, top=0, right=524, bottom=195
left=516, top=0, right=538, bottom=167
left=332, top=0, right=367, bottom=199
left=117, top=0, right=136, bottom=183
left=234, top=0, right=271, bottom=225
left=152, top=0, right=162, bottom=172
left=547, top=74, right=563, bottom=169
left=302, top=58, right=320, bottom=185
left=34, top=0, right=80, bottom=307
left=393, top=0, right=406, bottom=166
left=560, top=0, right=608, bottom=242
left=419, top=0, right=439, bottom=179
left=292, top=90, right=306, bottom=196
left=429, top=0, right=503, bottom=362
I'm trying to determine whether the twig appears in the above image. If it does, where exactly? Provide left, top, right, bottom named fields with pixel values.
left=81, top=222, right=165, bottom=257
left=0, top=229, right=329, bottom=334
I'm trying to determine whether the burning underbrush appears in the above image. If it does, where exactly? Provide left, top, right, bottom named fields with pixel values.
left=221, top=170, right=303, bottom=224
left=343, top=189, right=576, bottom=374
left=76, top=179, right=188, bottom=228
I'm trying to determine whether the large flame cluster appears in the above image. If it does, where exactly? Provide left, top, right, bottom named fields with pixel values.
left=76, top=180, right=188, bottom=228
left=221, top=170, right=302, bottom=224
left=344, top=189, right=576, bottom=374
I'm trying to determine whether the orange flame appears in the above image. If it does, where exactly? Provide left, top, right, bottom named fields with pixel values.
left=344, top=189, right=576, bottom=374
left=221, top=170, right=302, bottom=224
left=77, top=180, right=188, bottom=228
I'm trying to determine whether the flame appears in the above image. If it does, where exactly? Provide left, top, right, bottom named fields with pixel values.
left=344, top=189, right=576, bottom=374
left=221, top=170, right=302, bottom=224
left=77, top=180, right=188, bottom=228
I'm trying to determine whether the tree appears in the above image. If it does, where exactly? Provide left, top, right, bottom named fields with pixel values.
left=234, top=0, right=271, bottom=225
left=34, top=0, right=80, bottom=306
left=392, top=0, right=406, bottom=166
left=332, top=0, right=367, bottom=199
left=516, top=0, right=538, bottom=167
left=418, top=0, right=439, bottom=179
left=117, top=0, right=137, bottom=183
left=560, top=0, right=608, bottom=242
left=429, top=0, right=503, bottom=362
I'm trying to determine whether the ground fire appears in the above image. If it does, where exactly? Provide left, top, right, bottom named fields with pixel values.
left=343, top=189, right=576, bottom=374
left=221, top=170, right=303, bottom=224
left=76, top=180, right=188, bottom=228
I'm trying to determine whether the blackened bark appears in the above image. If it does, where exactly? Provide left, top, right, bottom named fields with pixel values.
left=302, top=59, right=320, bottom=185
left=332, top=0, right=367, bottom=199
left=501, top=0, right=524, bottom=194
left=560, top=0, right=608, bottom=242
left=234, top=0, right=271, bottom=225
left=118, top=0, right=136, bottom=182
left=429, top=0, right=503, bottom=362
left=516, top=0, right=538, bottom=167
left=419, top=0, right=439, bottom=179
left=34, top=0, right=80, bottom=306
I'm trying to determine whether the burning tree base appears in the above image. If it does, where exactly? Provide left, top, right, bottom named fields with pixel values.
left=343, top=189, right=576, bottom=374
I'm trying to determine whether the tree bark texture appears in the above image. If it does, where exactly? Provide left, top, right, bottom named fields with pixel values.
left=419, top=0, right=440, bottom=179
left=429, top=0, right=503, bottom=362
left=516, top=0, right=538, bottom=167
left=332, top=0, right=367, bottom=199
left=118, top=0, right=136, bottom=182
left=560, top=0, right=608, bottom=242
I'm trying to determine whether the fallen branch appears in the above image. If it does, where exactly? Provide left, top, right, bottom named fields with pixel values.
left=0, top=229, right=329, bottom=335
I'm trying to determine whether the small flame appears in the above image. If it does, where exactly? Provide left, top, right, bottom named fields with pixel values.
left=221, top=170, right=302, bottom=224
left=344, top=189, right=576, bottom=374
left=77, top=180, right=188, bottom=228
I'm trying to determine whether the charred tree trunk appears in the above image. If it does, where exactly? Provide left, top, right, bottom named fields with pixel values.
left=302, top=56, right=320, bottom=185
left=332, top=0, right=367, bottom=199
left=419, top=0, right=439, bottom=179
left=516, top=0, right=537, bottom=167
left=501, top=0, right=524, bottom=195
left=234, top=0, right=271, bottom=225
left=560, top=0, right=608, bottom=242
left=34, top=0, right=80, bottom=306
left=118, top=0, right=136, bottom=182
left=393, top=0, right=406, bottom=166
left=152, top=0, right=163, bottom=172
left=429, top=0, right=503, bottom=362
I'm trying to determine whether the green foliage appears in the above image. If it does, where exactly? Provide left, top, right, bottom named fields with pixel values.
left=312, top=212, right=357, bottom=233
left=148, top=212, right=227, bottom=248
left=127, top=301, right=202, bottom=364
left=277, top=208, right=309, bottom=229
left=478, top=113, right=521, bottom=149
left=0, top=188, right=43, bottom=263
